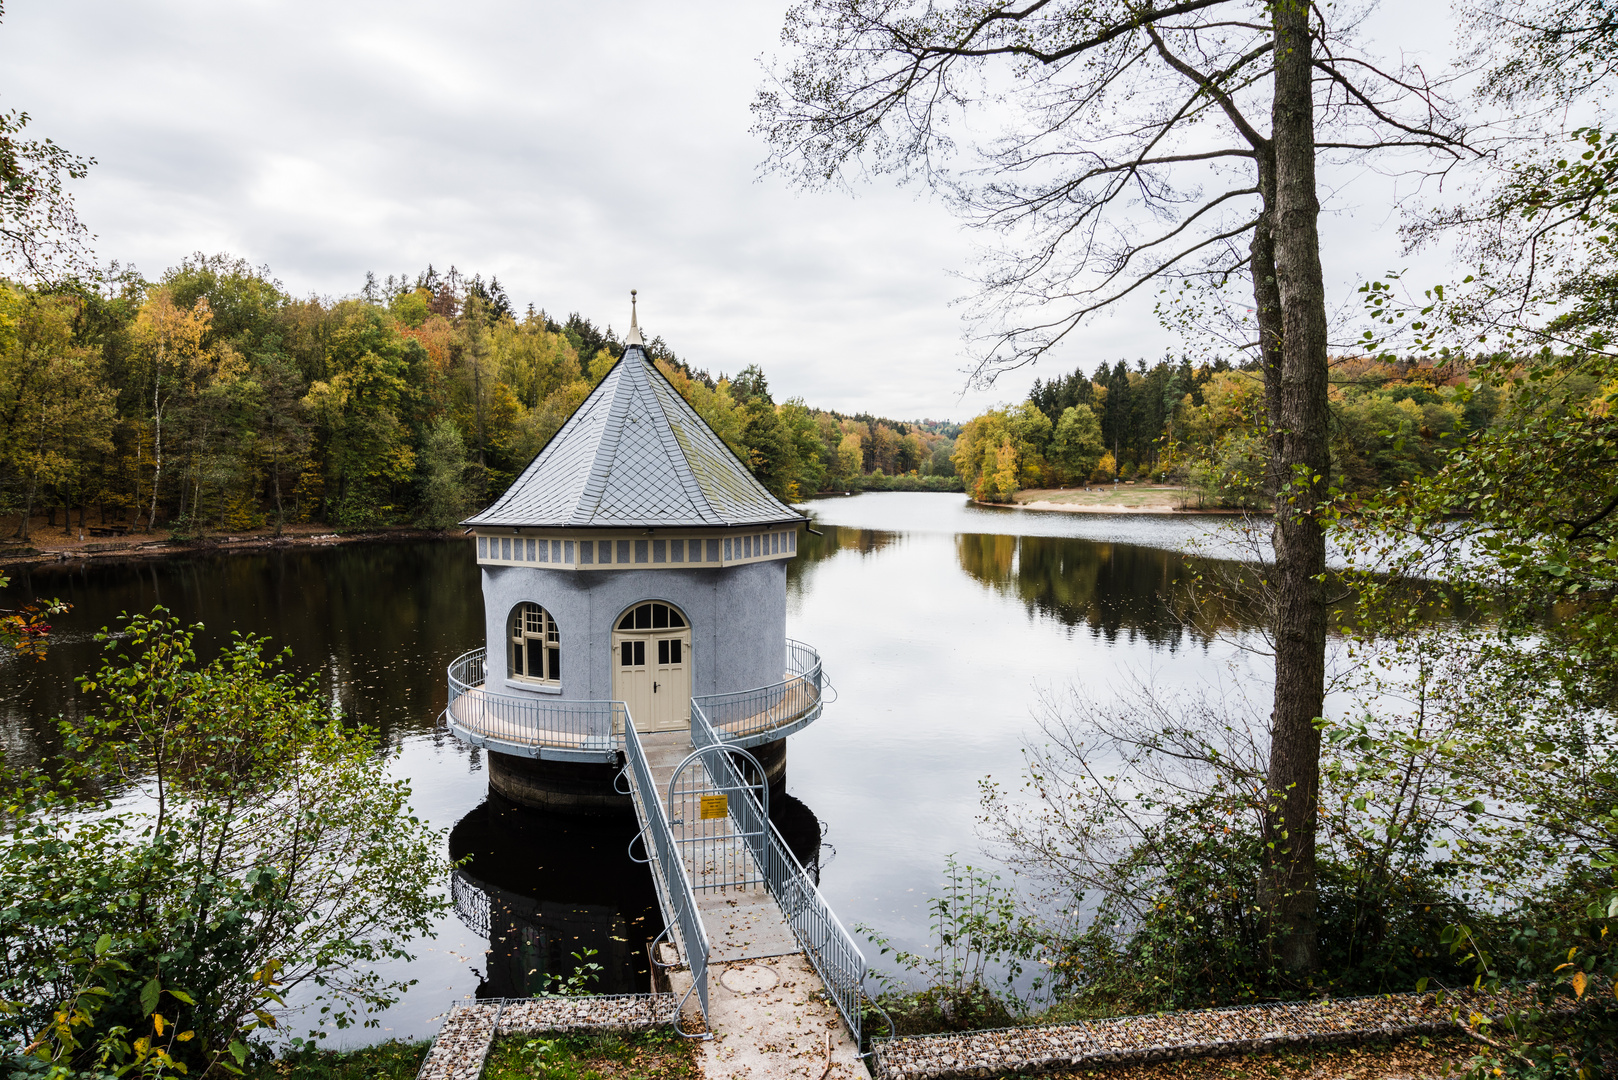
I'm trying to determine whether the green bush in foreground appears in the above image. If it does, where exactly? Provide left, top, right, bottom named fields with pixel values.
left=0, top=610, right=451, bottom=1077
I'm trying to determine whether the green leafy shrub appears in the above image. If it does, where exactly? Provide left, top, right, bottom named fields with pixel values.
left=1029, top=799, right=1474, bottom=1015
left=860, top=858, right=1036, bottom=1034
left=0, top=609, right=451, bottom=1075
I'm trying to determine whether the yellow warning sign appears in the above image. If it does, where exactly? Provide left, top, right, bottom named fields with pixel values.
left=699, top=794, right=729, bottom=820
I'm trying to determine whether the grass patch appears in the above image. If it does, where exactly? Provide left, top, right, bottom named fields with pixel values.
left=252, top=1039, right=428, bottom=1079
left=483, top=1029, right=698, bottom=1080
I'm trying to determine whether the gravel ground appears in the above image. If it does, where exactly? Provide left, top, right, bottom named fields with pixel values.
left=496, top=993, right=680, bottom=1033
left=1043, top=1034, right=1477, bottom=1080
left=870, top=989, right=1537, bottom=1080
left=413, top=994, right=679, bottom=1080
left=415, top=1002, right=503, bottom=1080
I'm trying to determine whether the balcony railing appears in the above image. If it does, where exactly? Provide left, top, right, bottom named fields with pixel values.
left=444, top=640, right=823, bottom=760
left=688, top=700, right=865, bottom=1044
left=443, top=648, right=622, bottom=763
left=690, top=639, right=824, bottom=748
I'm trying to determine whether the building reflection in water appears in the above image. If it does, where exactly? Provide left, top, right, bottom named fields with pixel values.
left=448, top=790, right=825, bottom=999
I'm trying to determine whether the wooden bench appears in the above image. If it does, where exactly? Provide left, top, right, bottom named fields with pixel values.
left=88, top=525, right=132, bottom=538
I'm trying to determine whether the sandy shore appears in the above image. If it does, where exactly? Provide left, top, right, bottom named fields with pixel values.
left=0, top=522, right=458, bottom=569
left=1015, top=499, right=1250, bottom=516
left=999, top=485, right=1258, bottom=516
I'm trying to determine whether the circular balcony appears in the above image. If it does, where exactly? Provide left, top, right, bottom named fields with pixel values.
left=690, top=639, right=825, bottom=749
left=442, top=639, right=824, bottom=759
left=443, top=649, right=622, bottom=763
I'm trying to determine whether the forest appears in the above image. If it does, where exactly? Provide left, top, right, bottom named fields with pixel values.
left=0, top=257, right=962, bottom=541
left=954, top=356, right=1503, bottom=506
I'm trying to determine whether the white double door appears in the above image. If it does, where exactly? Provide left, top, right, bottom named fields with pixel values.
left=612, top=621, right=692, bottom=731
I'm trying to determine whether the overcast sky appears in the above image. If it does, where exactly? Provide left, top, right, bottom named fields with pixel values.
left=5, top=0, right=1465, bottom=420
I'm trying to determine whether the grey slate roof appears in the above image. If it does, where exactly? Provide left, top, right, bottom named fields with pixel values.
left=463, top=345, right=806, bottom=529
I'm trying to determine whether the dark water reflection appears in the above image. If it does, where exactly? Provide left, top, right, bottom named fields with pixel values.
left=791, top=522, right=1271, bottom=650
left=0, top=542, right=480, bottom=764
left=448, top=796, right=660, bottom=998
left=0, top=494, right=1280, bottom=1044
left=445, top=792, right=826, bottom=1000
left=954, top=532, right=1255, bottom=647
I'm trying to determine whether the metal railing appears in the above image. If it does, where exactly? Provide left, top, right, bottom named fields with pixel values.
left=690, top=640, right=824, bottom=747
left=690, top=701, right=866, bottom=1044
left=450, top=868, right=494, bottom=938
left=666, top=743, right=769, bottom=893
left=621, top=712, right=711, bottom=1033
left=444, top=648, right=622, bottom=762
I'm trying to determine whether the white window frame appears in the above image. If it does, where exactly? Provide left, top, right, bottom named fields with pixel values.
left=509, top=602, right=561, bottom=685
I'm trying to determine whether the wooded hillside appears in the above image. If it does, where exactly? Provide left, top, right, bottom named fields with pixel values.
left=0, top=257, right=962, bottom=539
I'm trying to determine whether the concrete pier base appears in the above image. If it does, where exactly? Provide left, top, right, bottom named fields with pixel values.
left=487, top=738, right=788, bottom=816
left=487, top=753, right=630, bottom=815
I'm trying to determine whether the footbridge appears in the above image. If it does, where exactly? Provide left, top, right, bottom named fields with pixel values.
left=442, top=641, right=871, bottom=1052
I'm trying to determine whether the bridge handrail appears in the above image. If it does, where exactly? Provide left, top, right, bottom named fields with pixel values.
left=690, top=640, right=823, bottom=745
left=690, top=700, right=866, bottom=1045
left=622, top=712, right=711, bottom=1033
left=445, top=648, right=620, bottom=759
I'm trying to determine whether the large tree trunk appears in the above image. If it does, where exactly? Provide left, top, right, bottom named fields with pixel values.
left=1251, top=143, right=1284, bottom=488
left=1261, top=0, right=1332, bottom=979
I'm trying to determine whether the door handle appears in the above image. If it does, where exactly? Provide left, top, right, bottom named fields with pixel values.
left=654, top=681, right=660, bottom=693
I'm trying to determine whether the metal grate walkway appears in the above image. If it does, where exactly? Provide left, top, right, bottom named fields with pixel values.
left=618, top=707, right=867, bottom=1046
left=629, top=731, right=800, bottom=963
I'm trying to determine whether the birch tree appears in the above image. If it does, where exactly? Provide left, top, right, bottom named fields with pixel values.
left=131, top=291, right=212, bottom=533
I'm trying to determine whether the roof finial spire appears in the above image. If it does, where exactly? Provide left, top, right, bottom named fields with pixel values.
left=626, top=288, right=645, bottom=347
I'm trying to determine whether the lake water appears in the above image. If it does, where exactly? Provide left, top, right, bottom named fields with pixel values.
left=0, top=493, right=1273, bottom=1045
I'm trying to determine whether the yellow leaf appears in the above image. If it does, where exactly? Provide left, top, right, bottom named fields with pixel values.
left=177, top=1030, right=194, bottom=1042
left=1572, top=970, right=1588, bottom=999
left=153, top=1014, right=166, bottom=1035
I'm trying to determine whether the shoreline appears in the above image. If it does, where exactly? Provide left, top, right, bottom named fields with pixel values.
left=982, top=484, right=1265, bottom=516
left=1010, top=498, right=1256, bottom=516
left=0, top=489, right=1264, bottom=571
left=0, top=524, right=460, bottom=570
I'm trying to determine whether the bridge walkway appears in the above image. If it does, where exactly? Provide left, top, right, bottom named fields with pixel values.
left=635, top=730, right=799, bottom=962
left=441, top=642, right=868, bottom=1075
left=621, top=724, right=867, bottom=1079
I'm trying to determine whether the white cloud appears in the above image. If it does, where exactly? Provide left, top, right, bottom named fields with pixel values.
left=3, top=0, right=1471, bottom=419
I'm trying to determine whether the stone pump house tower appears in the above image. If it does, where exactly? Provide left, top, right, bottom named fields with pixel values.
left=443, top=298, right=823, bottom=813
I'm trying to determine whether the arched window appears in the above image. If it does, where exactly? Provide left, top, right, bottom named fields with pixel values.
left=615, top=602, right=688, bottom=669
left=616, top=602, right=686, bottom=632
left=510, top=603, right=560, bottom=684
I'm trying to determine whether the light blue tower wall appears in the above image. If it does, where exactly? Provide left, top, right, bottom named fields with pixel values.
left=479, top=559, right=788, bottom=702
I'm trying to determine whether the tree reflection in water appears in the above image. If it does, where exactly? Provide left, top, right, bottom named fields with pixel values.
left=954, top=532, right=1274, bottom=647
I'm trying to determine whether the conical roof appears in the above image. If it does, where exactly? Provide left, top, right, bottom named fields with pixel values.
left=463, top=345, right=805, bottom=529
